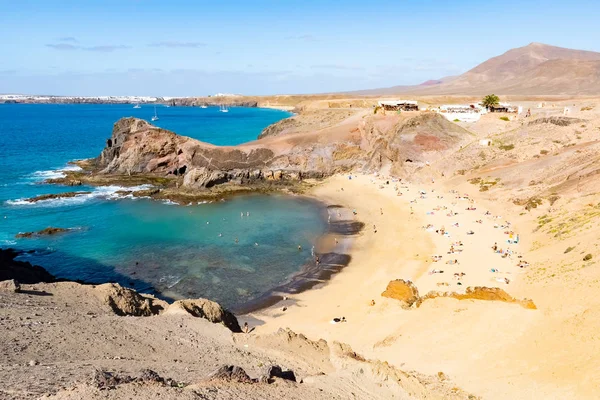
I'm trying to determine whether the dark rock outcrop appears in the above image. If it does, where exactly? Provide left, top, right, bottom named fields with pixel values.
left=0, top=248, right=56, bottom=284
left=24, top=191, right=91, bottom=203
left=15, top=227, right=71, bottom=239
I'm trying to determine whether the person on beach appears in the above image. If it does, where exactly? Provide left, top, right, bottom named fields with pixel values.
left=380, top=208, right=383, bottom=215
left=243, top=322, right=250, bottom=334
left=315, top=255, right=320, bottom=264
left=334, top=238, right=338, bottom=245
left=328, top=215, right=331, bottom=224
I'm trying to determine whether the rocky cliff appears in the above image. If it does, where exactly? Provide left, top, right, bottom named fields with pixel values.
left=90, top=117, right=359, bottom=191
left=65, top=110, right=471, bottom=197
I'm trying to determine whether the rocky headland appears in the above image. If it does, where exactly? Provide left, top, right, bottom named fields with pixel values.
left=39, top=109, right=475, bottom=205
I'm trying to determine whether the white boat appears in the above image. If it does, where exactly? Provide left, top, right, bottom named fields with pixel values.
left=151, top=106, right=159, bottom=121
left=219, top=104, right=229, bottom=113
left=200, top=104, right=208, bottom=109
left=133, top=103, right=141, bottom=109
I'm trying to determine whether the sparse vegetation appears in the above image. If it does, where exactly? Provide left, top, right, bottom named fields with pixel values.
left=564, top=246, right=575, bottom=254
left=373, top=106, right=381, bottom=114
left=499, top=116, right=510, bottom=122
left=514, top=197, right=543, bottom=211
left=469, top=176, right=498, bottom=192
left=453, top=118, right=460, bottom=122
left=583, top=254, right=593, bottom=261
left=499, top=144, right=515, bottom=151
left=481, top=94, right=500, bottom=108
left=456, top=169, right=466, bottom=176
left=540, top=149, right=549, bottom=155
left=581, top=106, right=594, bottom=111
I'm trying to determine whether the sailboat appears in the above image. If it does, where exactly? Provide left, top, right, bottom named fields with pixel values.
left=133, top=103, right=141, bottom=109
left=151, top=105, right=159, bottom=121
left=219, top=104, right=229, bottom=113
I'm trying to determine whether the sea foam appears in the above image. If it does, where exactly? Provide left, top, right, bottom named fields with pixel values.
left=6, top=185, right=154, bottom=208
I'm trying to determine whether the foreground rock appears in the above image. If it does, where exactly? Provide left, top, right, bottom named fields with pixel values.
left=205, top=364, right=296, bottom=384
left=164, top=298, right=242, bottom=332
left=92, top=369, right=180, bottom=390
left=94, top=283, right=168, bottom=316
left=15, top=227, right=71, bottom=239
left=0, top=279, right=20, bottom=292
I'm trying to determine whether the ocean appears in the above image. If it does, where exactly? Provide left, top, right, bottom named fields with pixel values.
left=0, top=104, right=328, bottom=309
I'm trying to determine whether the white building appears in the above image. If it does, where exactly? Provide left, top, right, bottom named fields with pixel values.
left=438, top=104, right=484, bottom=122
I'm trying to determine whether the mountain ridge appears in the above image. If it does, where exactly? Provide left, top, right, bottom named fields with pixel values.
left=354, top=43, right=600, bottom=96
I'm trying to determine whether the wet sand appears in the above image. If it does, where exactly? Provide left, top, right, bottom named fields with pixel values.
left=234, top=204, right=363, bottom=314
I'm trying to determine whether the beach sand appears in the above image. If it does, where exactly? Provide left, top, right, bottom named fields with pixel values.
left=247, top=173, right=586, bottom=399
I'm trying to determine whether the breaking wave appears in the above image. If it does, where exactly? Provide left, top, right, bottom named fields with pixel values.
left=6, top=185, right=154, bottom=208
left=29, top=164, right=84, bottom=182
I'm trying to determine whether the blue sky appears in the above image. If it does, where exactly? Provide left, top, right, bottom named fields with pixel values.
left=1, top=0, right=599, bottom=96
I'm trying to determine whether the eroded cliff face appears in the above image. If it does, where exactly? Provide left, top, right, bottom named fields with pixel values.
left=93, top=117, right=360, bottom=189
left=90, top=111, right=472, bottom=192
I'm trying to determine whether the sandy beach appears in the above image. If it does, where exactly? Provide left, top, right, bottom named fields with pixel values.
left=246, top=173, right=585, bottom=399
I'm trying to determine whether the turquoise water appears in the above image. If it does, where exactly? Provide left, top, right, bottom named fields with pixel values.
left=0, top=104, right=328, bottom=309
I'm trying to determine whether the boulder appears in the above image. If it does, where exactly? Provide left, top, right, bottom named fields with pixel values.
left=381, top=279, right=420, bottom=309
left=0, top=279, right=21, bottom=293
left=94, top=283, right=168, bottom=316
left=164, top=298, right=242, bottom=332
left=206, top=365, right=254, bottom=383
left=264, top=365, right=297, bottom=383
left=182, top=167, right=229, bottom=188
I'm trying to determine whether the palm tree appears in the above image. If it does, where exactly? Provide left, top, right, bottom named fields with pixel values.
left=482, top=94, right=500, bottom=108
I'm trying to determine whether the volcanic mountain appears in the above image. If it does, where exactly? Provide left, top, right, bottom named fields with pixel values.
left=359, top=43, right=600, bottom=95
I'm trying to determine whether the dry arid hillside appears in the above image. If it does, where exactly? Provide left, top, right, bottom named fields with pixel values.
left=353, top=43, right=600, bottom=96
